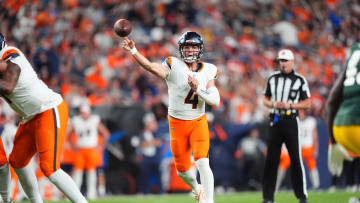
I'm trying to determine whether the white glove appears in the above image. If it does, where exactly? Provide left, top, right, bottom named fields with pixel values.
left=328, top=143, right=354, bottom=176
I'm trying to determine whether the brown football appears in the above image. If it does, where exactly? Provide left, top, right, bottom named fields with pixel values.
left=114, top=19, right=132, bottom=37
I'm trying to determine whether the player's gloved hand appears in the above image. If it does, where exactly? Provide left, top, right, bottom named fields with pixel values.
left=328, top=143, right=354, bottom=176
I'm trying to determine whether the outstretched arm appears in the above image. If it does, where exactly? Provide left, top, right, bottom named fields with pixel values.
left=0, top=61, right=20, bottom=95
left=121, top=37, right=169, bottom=79
left=326, top=68, right=346, bottom=143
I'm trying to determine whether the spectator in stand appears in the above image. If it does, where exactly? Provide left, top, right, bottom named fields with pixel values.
left=235, top=128, right=266, bottom=190
left=136, top=113, right=163, bottom=194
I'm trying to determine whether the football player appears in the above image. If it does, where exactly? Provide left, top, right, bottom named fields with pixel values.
left=326, top=42, right=360, bottom=175
left=69, top=105, right=110, bottom=200
left=0, top=33, right=87, bottom=203
left=121, top=31, right=220, bottom=203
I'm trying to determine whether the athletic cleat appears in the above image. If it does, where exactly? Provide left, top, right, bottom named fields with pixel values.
left=192, top=185, right=206, bottom=203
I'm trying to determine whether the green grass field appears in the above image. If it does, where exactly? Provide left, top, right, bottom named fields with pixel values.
left=17, top=190, right=357, bottom=203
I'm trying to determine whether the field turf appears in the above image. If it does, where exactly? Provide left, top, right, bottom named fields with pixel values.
left=17, top=190, right=357, bottom=203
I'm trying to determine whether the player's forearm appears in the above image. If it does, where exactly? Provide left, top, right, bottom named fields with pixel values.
left=326, top=68, right=346, bottom=143
left=0, top=62, right=20, bottom=95
left=326, top=106, right=339, bottom=144
left=196, top=86, right=220, bottom=106
left=0, top=82, right=11, bottom=95
left=132, top=50, right=153, bottom=71
left=130, top=47, right=167, bottom=79
left=99, top=123, right=110, bottom=140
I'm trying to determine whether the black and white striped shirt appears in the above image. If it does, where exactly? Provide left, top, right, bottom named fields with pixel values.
left=264, top=70, right=311, bottom=116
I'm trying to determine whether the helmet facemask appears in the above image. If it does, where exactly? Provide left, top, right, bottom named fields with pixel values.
left=180, top=44, right=201, bottom=63
left=0, top=33, right=6, bottom=52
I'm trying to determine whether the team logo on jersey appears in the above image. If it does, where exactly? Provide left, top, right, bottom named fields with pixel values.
left=291, top=91, right=296, bottom=98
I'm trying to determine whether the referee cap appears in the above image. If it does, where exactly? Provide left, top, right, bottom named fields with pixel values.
left=277, top=49, right=294, bottom=60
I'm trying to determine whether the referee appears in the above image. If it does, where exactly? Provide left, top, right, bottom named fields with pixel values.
left=261, top=49, right=311, bottom=203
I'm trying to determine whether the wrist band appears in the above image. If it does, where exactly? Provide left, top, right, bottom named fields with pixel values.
left=129, top=47, right=138, bottom=55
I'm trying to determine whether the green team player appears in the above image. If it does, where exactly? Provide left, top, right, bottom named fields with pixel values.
left=326, top=42, right=360, bottom=176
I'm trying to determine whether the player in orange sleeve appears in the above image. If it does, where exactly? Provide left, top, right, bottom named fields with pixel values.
left=0, top=33, right=87, bottom=203
left=121, top=31, right=220, bottom=203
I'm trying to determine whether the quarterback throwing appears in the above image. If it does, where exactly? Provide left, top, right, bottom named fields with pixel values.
left=121, top=31, right=219, bottom=203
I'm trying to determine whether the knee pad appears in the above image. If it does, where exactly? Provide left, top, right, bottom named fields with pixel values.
left=0, top=154, right=7, bottom=166
left=9, top=153, right=28, bottom=169
left=40, top=161, right=57, bottom=177
left=175, top=163, right=190, bottom=173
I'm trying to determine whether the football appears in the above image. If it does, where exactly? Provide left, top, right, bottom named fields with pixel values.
left=113, top=19, right=132, bottom=37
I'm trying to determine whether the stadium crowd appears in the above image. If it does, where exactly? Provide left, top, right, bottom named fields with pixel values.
left=1, top=0, right=360, bottom=198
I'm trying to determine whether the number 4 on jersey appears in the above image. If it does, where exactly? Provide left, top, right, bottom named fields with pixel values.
left=185, top=89, right=199, bottom=109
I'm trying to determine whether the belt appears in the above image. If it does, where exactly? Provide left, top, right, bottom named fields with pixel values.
left=270, top=113, right=297, bottom=121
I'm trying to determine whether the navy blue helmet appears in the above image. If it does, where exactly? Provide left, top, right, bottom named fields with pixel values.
left=0, top=33, right=6, bottom=51
left=178, top=31, right=204, bottom=63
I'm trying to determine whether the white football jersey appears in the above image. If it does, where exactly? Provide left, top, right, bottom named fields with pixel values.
left=299, top=116, right=317, bottom=148
left=71, top=115, right=100, bottom=148
left=0, top=46, right=62, bottom=122
left=162, top=56, right=218, bottom=120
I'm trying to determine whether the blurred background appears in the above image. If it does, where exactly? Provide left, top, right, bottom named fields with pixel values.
left=1, top=0, right=360, bottom=201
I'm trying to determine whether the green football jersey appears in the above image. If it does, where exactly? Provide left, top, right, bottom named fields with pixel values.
left=335, top=42, right=360, bottom=126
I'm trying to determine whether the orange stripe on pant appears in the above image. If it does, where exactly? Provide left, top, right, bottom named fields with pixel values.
left=9, top=101, right=69, bottom=177
left=168, top=114, right=210, bottom=172
left=0, top=138, right=7, bottom=166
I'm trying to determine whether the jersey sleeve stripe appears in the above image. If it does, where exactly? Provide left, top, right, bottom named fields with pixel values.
left=2, top=49, right=20, bottom=61
left=166, top=57, right=172, bottom=69
left=214, top=70, right=219, bottom=79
